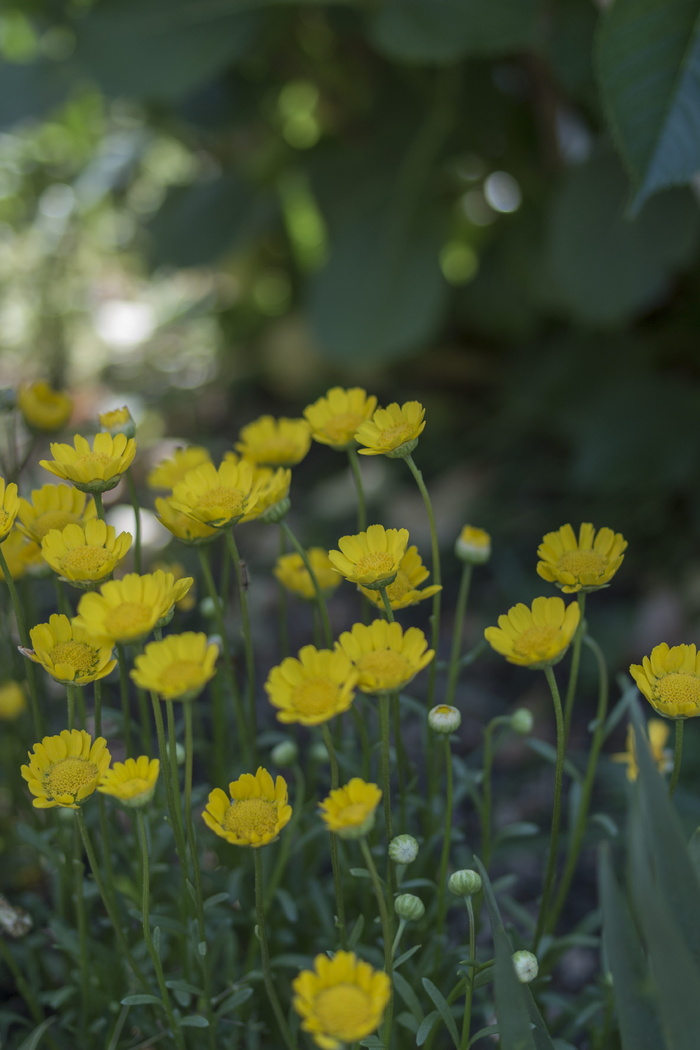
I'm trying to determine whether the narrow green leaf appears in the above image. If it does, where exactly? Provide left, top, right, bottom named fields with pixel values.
left=421, top=978, right=460, bottom=1049
left=469, top=1025, right=499, bottom=1047
left=348, top=914, right=365, bottom=948
left=275, top=887, right=298, bottom=923
left=416, top=1010, right=439, bottom=1046
left=494, top=821, right=540, bottom=844
left=120, top=994, right=163, bottom=1006
left=216, top=987, right=253, bottom=1016
left=392, top=970, right=423, bottom=1021
left=393, top=943, right=422, bottom=969
left=16, top=1018, right=57, bottom=1050
left=179, top=1014, right=210, bottom=1027
left=204, top=892, right=230, bottom=910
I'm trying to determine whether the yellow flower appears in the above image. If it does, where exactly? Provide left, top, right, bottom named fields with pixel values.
left=0, top=478, right=20, bottom=541
left=17, top=484, right=97, bottom=543
left=319, top=778, right=382, bottom=839
left=0, top=681, right=26, bottom=721
left=536, top=523, right=627, bottom=594
left=147, top=446, right=212, bottom=490
left=328, top=524, right=409, bottom=590
left=274, top=548, right=342, bottom=600
left=202, top=767, right=292, bottom=848
left=355, top=401, right=425, bottom=458
left=17, top=381, right=72, bottom=432
left=484, top=596, right=580, bottom=669
left=99, top=406, right=136, bottom=439
left=240, top=466, right=291, bottom=524
left=40, top=433, right=137, bottom=494
left=152, top=561, right=197, bottom=610
left=23, top=614, right=117, bottom=686
left=0, top=532, right=42, bottom=581
left=335, top=619, right=434, bottom=695
left=455, top=525, right=491, bottom=565
left=292, top=950, right=391, bottom=1050
left=265, top=646, right=357, bottom=726
left=629, top=643, right=700, bottom=719
left=611, top=720, right=672, bottom=781
left=21, top=729, right=111, bottom=809
left=98, top=756, right=160, bottom=807
left=235, top=415, right=311, bottom=467
left=154, top=496, right=219, bottom=545
left=303, top=387, right=378, bottom=450
left=74, top=570, right=193, bottom=646
left=358, top=545, right=441, bottom=611
left=170, top=460, right=262, bottom=529
left=131, top=632, right=218, bottom=701
left=41, top=519, right=132, bottom=586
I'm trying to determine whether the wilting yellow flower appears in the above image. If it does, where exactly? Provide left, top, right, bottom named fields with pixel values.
left=274, top=548, right=342, bottom=600
left=147, top=446, right=212, bottom=490
left=235, top=415, right=311, bottom=467
left=131, top=632, right=218, bottom=701
left=23, top=614, right=117, bottom=686
left=99, top=406, right=136, bottom=439
left=455, top=525, right=491, bottom=565
left=40, top=433, right=137, bottom=494
left=0, top=532, right=42, bottom=581
left=265, top=646, right=357, bottom=726
left=293, top=950, right=391, bottom=1050
left=355, top=401, right=425, bottom=458
left=303, top=387, right=378, bottom=450
left=336, top=620, right=434, bottom=695
left=612, top=720, right=672, bottom=782
left=0, top=478, right=20, bottom=541
left=319, top=778, right=382, bottom=839
left=0, top=681, right=26, bottom=721
left=17, top=484, right=97, bottom=543
left=328, top=524, right=409, bottom=590
left=170, top=460, right=262, bottom=529
left=241, top=466, right=291, bottom=524
left=202, top=767, right=292, bottom=848
left=484, top=596, right=580, bottom=669
left=21, top=729, right=111, bottom=809
left=74, top=570, right=193, bottom=646
left=630, top=643, right=700, bottom=719
left=154, top=496, right=218, bottom=546
left=98, top=756, right=159, bottom=807
left=17, top=381, right=72, bottom=432
left=537, top=523, right=627, bottom=594
left=152, top=560, right=197, bottom=610
left=359, top=545, right=441, bottom=611
left=41, top=519, right=132, bottom=586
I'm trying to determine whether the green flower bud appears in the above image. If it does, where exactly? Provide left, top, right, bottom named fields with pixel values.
left=512, top=950, right=538, bottom=983
left=510, top=708, right=534, bottom=735
left=448, top=869, right=482, bottom=897
left=394, top=893, right=425, bottom=921
left=310, top=741, right=329, bottom=764
left=199, top=597, right=217, bottom=619
left=388, top=834, right=419, bottom=865
left=428, top=704, right=461, bottom=734
left=271, top=739, right=299, bottom=766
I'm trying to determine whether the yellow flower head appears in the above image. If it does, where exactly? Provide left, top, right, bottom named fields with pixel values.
left=202, top=767, right=292, bottom=848
left=98, top=756, right=160, bottom=807
left=274, top=548, right=342, bottom=600
left=17, top=381, right=72, bottom=432
left=170, top=460, right=262, bottom=529
left=319, top=778, right=382, bottom=839
left=611, top=720, right=672, bottom=782
left=147, top=446, right=212, bottom=490
left=265, top=646, right=357, bottom=726
left=355, top=401, right=426, bottom=458
left=335, top=619, right=434, bottom=695
left=484, top=596, right=581, bottom=669
left=131, top=632, right=219, bottom=701
left=240, top=465, right=292, bottom=524
left=154, top=496, right=218, bottom=546
left=0, top=532, right=41, bottom=581
left=0, top=681, right=26, bottom=721
left=537, top=523, right=627, bottom=594
left=455, top=525, right=491, bottom=565
left=99, top=406, right=136, bottom=439
left=74, top=570, right=193, bottom=646
left=151, top=560, right=197, bottom=610
left=328, top=524, right=409, bottom=590
left=293, top=950, right=391, bottom=1049
left=303, top=387, right=378, bottom=451
left=17, top=484, right=97, bottom=543
left=24, top=614, right=117, bottom=686
left=0, top=478, right=20, bottom=542
left=235, top=415, right=311, bottom=467
left=359, top=545, right=441, bottom=611
left=41, top=519, right=132, bottom=586
left=21, top=729, right=111, bottom=809
left=40, top=433, right=137, bottom=494
left=630, top=643, right=700, bottom=719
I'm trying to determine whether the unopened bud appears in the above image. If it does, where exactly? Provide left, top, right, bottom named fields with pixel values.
left=455, top=525, right=491, bottom=565
left=271, top=740, right=298, bottom=766
left=394, top=894, right=425, bottom=921
left=510, top=708, right=533, bottom=735
left=448, top=869, right=482, bottom=897
left=199, top=597, right=217, bottom=619
left=428, top=704, right=461, bottom=734
left=512, top=950, right=538, bottom=983
left=310, top=741, right=329, bottom=764
left=388, top=834, right=419, bottom=865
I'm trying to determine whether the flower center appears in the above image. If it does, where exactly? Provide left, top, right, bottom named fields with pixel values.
left=313, top=984, right=373, bottom=1038
left=655, top=673, right=700, bottom=712
left=45, top=757, right=98, bottom=799
left=323, top=413, right=361, bottom=445
left=557, top=550, right=607, bottom=580
left=61, top=547, right=112, bottom=579
left=0, top=510, right=9, bottom=532
left=76, top=453, right=112, bottom=473
left=385, top=571, right=411, bottom=601
left=33, top=511, right=80, bottom=539
left=292, top=677, right=338, bottom=716
left=50, top=641, right=97, bottom=673
left=338, top=802, right=370, bottom=826
left=223, top=798, right=278, bottom=838
left=512, top=625, right=561, bottom=661
left=354, top=552, right=395, bottom=578
left=376, top=423, right=413, bottom=449
left=357, top=650, right=411, bottom=685
left=104, top=602, right=155, bottom=639
left=197, top=488, right=245, bottom=517
left=159, top=660, right=205, bottom=693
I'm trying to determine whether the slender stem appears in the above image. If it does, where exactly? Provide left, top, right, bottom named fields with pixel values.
left=94, top=678, right=102, bottom=738
left=224, top=529, right=257, bottom=758
left=670, top=719, right=685, bottom=797
left=390, top=918, right=407, bottom=960
left=436, top=734, right=454, bottom=934
left=126, top=469, right=142, bottom=574
left=165, top=700, right=187, bottom=858
left=404, top=455, right=441, bottom=702
left=0, top=938, right=52, bottom=1034
left=254, top=850, right=298, bottom=1050
left=563, top=592, right=586, bottom=742
left=480, top=717, right=509, bottom=870
left=347, top=447, right=367, bottom=532
left=151, top=693, right=188, bottom=868
left=73, top=822, right=90, bottom=1036
left=360, top=837, right=394, bottom=1047
left=280, top=520, right=333, bottom=648
left=460, top=897, right=476, bottom=1050
left=351, top=703, right=372, bottom=779
left=379, top=694, right=394, bottom=847
left=266, top=764, right=305, bottom=906
left=445, top=563, right=472, bottom=707
left=0, top=545, right=42, bottom=736
left=276, top=525, right=290, bottom=659
left=321, top=724, right=347, bottom=948
left=378, top=585, right=394, bottom=622
left=116, top=644, right=133, bottom=756
left=66, top=683, right=76, bottom=731
left=93, top=491, right=105, bottom=520
left=533, top=666, right=566, bottom=952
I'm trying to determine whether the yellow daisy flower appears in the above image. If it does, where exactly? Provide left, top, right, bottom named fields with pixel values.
left=292, top=950, right=391, bottom=1050
left=235, top=415, right=311, bottom=467
left=536, top=523, right=627, bottom=594
left=131, top=632, right=218, bottom=701
left=319, top=778, right=382, bottom=839
left=0, top=681, right=26, bottom=721
left=21, top=729, right=111, bottom=809
left=23, top=614, right=117, bottom=686
left=41, top=519, right=132, bottom=586
left=40, top=433, right=137, bottom=494
left=202, top=767, right=292, bottom=848
left=335, top=619, right=434, bottom=695
left=98, top=756, right=160, bottom=807
left=0, top=532, right=42, bottom=581
left=265, top=646, right=357, bottom=726
left=355, top=401, right=426, bottom=458
left=455, top=525, right=491, bottom=565
left=303, top=387, right=378, bottom=451
left=154, top=496, right=219, bottom=545
left=152, top=560, right=197, bottom=610
left=74, top=570, right=193, bottom=646
left=240, top=466, right=291, bottom=524
left=630, top=643, right=700, bottom=719
left=147, top=446, right=212, bottom=490
left=484, top=596, right=580, bottom=669
left=358, top=545, right=441, bottom=611
left=611, top=720, right=672, bottom=782
left=328, top=524, right=409, bottom=590
left=274, top=548, right=342, bottom=600
left=17, top=484, right=97, bottom=543
left=17, top=381, right=72, bottom=432
left=170, top=460, right=262, bottom=529
left=99, top=406, right=136, bottom=439
left=0, top=478, right=20, bottom=542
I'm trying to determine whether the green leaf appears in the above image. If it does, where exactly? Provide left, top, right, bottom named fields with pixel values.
left=204, top=892, right=230, bottom=910
left=16, top=1019, right=57, bottom=1050
left=216, top=987, right=253, bottom=1016
left=179, top=1014, right=210, bottom=1027
left=597, top=0, right=700, bottom=212
left=275, top=887, right=298, bottom=923
left=469, top=1025, right=499, bottom=1047
left=120, top=994, right=163, bottom=1006
left=392, top=970, right=423, bottom=1022
left=416, top=1010, right=439, bottom=1046
left=393, top=943, right=422, bottom=969
left=421, top=978, right=460, bottom=1049
left=494, top=822, right=540, bottom=844
left=347, top=914, right=365, bottom=948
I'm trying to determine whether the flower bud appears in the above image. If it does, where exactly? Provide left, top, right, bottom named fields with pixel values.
left=455, top=525, right=491, bottom=565
left=260, top=497, right=291, bottom=524
left=199, top=597, right=217, bottom=619
left=271, top=739, right=299, bottom=766
left=510, top=708, right=534, bottom=735
left=512, top=950, right=538, bottom=983
left=388, top=834, right=419, bottom=865
left=448, top=869, right=482, bottom=897
left=310, top=741, right=329, bottom=764
left=99, top=406, right=136, bottom=439
left=394, top=893, right=425, bottom=921
left=166, top=741, right=186, bottom=766
left=428, top=704, right=461, bottom=735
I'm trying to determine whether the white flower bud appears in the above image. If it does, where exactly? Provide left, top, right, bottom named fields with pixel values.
left=388, top=834, right=419, bottom=865
left=455, top=525, right=491, bottom=565
left=394, top=894, right=425, bottom=921
left=510, top=708, right=534, bottom=735
left=428, top=704, right=461, bottom=734
left=512, top=950, right=538, bottom=983
left=448, top=869, right=482, bottom=897
left=199, top=597, right=217, bottom=619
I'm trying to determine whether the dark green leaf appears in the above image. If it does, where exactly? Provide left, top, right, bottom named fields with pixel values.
left=16, top=1019, right=57, bottom=1050
left=416, top=1011, right=439, bottom=1046
left=393, top=944, right=422, bottom=969
left=120, top=994, right=163, bottom=1006
left=179, top=1014, right=210, bottom=1027
left=421, top=978, right=460, bottom=1049
left=392, top=970, right=423, bottom=1021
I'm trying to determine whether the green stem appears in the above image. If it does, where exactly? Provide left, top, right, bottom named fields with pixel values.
left=533, top=666, right=566, bottom=952
left=116, top=644, right=133, bottom=756
left=670, top=719, right=685, bottom=797
left=322, top=723, right=347, bottom=948
left=563, top=592, right=586, bottom=743
left=93, top=491, right=105, bottom=520
left=390, top=918, right=407, bottom=960
left=351, top=703, right=372, bottom=780
left=265, top=764, right=305, bottom=906
left=480, top=717, right=510, bottom=870
left=280, top=520, right=333, bottom=648
left=165, top=700, right=187, bottom=857
left=360, top=837, right=395, bottom=1048
left=378, top=585, right=394, bottom=623
left=224, top=529, right=257, bottom=759
left=436, top=734, right=454, bottom=934
left=151, top=693, right=188, bottom=869
left=460, top=896, right=476, bottom=1050
left=66, top=683, right=76, bottom=731
left=0, top=937, right=49, bottom=1031
left=73, top=822, right=90, bottom=1036
left=379, top=694, right=394, bottom=847
left=404, top=455, right=441, bottom=703
left=276, top=525, right=290, bottom=659
left=347, top=447, right=367, bottom=532
left=0, top=545, right=42, bottom=737
left=254, top=850, right=298, bottom=1050
left=126, top=469, right=142, bottom=574
left=94, top=678, right=102, bottom=738
left=445, top=563, right=473, bottom=707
